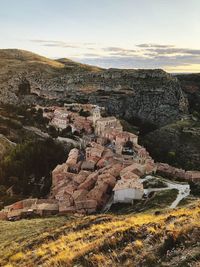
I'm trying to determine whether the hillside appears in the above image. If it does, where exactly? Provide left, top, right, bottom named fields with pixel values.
left=0, top=200, right=199, bottom=266
left=0, top=49, right=188, bottom=127
left=0, top=49, right=101, bottom=73
left=141, top=118, right=200, bottom=170
left=0, top=134, right=15, bottom=159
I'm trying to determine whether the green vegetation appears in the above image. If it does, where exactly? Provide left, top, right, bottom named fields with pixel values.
left=0, top=200, right=199, bottom=266
left=0, top=138, right=70, bottom=205
left=1, top=104, right=49, bottom=129
left=120, top=119, right=139, bottom=135
left=0, top=135, right=14, bottom=159
left=143, top=178, right=168, bottom=189
left=141, top=118, right=200, bottom=170
left=79, top=109, right=91, bottom=118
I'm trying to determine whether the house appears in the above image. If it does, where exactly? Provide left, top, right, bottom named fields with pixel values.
left=95, top=117, right=123, bottom=136
left=186, top=171, right=200, bottom=182
left=73, top=115, right=93, bottom=134
left=66, top=148, right=79, bottom=166
left=113, top=179, right=144, bottom=203
left=0, top=199, right=59, bottom=220
left=86, top=142, right=105, bottom=161
left=115, top=131, right=138, bottom=147
left=51, top=108, right=69, bottom=129
left=120, top=163, right=146, bottom=178
left=81, top=161, right=96, bottom=171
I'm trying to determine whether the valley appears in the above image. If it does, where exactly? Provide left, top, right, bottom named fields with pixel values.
left=0, top=49, right=199, bottom=266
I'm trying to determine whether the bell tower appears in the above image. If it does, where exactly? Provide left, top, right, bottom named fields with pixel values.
left=92, top=106, right=101, bottom=126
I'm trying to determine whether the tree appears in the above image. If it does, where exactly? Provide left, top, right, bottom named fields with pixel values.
left=0, top=138, right=69, bottom=197
left=125, top=140, right=133, bottom=149
left=48, top=125, right=58, bottom=138
left=79, top=109, right=91, bottom=118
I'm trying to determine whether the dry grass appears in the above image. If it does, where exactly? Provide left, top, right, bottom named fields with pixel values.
left=0, top=201, right=200, bottom=266
left=0, top=49, right=102, bottom=79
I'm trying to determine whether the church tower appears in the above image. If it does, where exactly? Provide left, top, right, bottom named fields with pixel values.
left=92, top=106, right=101, bottom=126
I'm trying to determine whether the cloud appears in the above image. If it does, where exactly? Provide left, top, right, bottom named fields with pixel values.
left=30, top=40, right=200, bottom=70
left=80, top=53, right=101, bottom=57
left=145, top=48, right=200, bottom=56
left=77, top=53, right=200, bottom=69
left=136, top=43, right=174, bottom=48
left=29, top=39, right=96, bottom=49
left=103, top=47, right=136, bottom=53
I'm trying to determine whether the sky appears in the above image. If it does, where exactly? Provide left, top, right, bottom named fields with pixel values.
left=0, top=0, right=200, bottom=72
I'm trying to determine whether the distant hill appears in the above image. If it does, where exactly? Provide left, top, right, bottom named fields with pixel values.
left=0, top=49, right=101, bottom=76
left=56, top=57, right=103, bottom=72
left=0, top=49, right=188, bottom=127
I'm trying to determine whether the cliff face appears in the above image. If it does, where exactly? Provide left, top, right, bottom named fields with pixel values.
left=0, top=49, right=188, bottom=127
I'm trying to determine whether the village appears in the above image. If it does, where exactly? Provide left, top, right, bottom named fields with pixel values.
left=0, top=103, right=199, bottom=220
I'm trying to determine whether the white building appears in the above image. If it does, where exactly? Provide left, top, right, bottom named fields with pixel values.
left=113, top=179, right=144, bottom=203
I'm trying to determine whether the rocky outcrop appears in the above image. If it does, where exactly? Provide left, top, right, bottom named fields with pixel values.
left=0, top=49, right=188, bottom=127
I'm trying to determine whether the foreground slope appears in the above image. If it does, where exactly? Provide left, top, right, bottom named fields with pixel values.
left=0, top=200, right=200, bottom=267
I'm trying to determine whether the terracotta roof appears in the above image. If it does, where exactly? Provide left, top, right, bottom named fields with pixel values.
left=113, top=179, right=143, bottom=191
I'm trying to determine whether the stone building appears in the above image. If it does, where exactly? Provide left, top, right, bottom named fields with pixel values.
left=51, top=108, right=69, bottom=130
left=85, top=142, right=105, bottom=162
left=92, top=106, right=123, bottom=136
left=95, top=117, right=123, bottom=136
left=66, top=148, right=79, bottom=166
left=113, top=178, right=144, bottom=203
left=92, top=106, right=101, bottom=125
left=186, top=171, right=200, bottom=182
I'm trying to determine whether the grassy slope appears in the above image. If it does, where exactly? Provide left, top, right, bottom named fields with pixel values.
left=0, top=49, right=102, bottom=80
left=0, top=200, right=200, bottom=267
left=0, top=135, right=14, bottom=159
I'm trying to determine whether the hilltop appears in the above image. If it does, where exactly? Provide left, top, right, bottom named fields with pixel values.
left=0, top=49, right=101, bottom=72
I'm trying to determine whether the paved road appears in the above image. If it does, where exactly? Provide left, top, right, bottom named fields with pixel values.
left=142, top=176, right=190, bottom=209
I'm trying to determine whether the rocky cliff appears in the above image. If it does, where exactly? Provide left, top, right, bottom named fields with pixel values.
left=0, top=49, right=188, bottom=127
